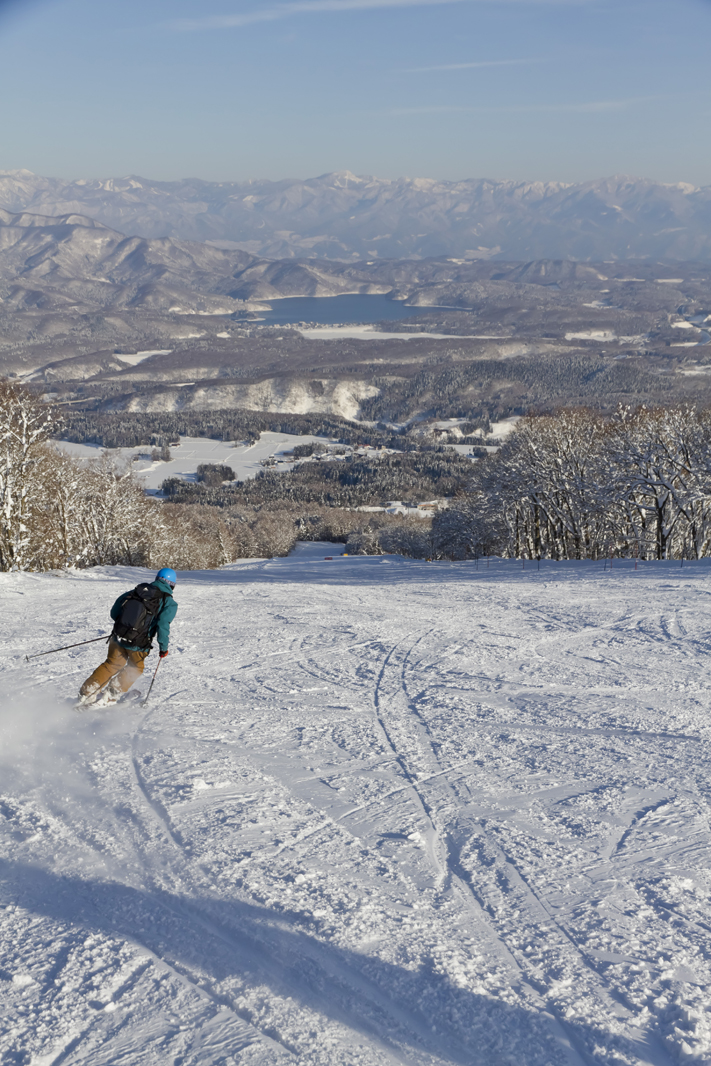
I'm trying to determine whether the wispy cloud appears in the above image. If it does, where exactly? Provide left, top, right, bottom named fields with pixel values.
left=388, top=95, right=662, bottom=115
left=402, top=58, right=544, bottom=72
left=174, top=0, right=583, bottom=32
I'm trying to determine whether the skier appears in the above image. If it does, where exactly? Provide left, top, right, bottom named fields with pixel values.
left=78, top=568, right=178, bottom=706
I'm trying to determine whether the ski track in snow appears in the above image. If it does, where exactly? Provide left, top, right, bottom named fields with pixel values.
left=3, top=554, right=711, bottom=1064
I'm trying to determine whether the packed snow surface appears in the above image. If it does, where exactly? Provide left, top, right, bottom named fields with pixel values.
left=3, top=553, right=711, bottom=1065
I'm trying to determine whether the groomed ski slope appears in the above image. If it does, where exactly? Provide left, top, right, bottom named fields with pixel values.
left=2, top=548, right=711, bottom=1066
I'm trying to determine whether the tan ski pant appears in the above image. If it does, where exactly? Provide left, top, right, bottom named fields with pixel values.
left=80, top=639, right=149, bottom=695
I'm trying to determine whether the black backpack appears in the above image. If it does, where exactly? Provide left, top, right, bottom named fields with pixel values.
left=113, top=583, right=166, bottom=648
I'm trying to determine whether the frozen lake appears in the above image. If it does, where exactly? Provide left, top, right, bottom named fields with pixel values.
left=258, top=293, right=436, bottom=326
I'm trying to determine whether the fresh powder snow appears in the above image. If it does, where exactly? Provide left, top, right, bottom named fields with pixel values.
left=2, top=552, right=711, bottom=1064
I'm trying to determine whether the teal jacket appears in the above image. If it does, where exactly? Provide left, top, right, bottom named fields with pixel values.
left=110, top=578, right=178, bottom=653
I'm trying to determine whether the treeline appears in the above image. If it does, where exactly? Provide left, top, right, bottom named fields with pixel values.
left=162, top=451, right=472, bottom=509
left=59, top=409, right=406, bottom=451
left=170, top=502, right=433, bottom=563
left=435, top=405, right=711, bottom=561
left=58, top=406, right=502, bottom=452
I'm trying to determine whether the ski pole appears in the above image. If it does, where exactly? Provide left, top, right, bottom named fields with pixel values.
left=141, top=658, right=162, bottom=707
left=25, top=634, right=110, bottom=662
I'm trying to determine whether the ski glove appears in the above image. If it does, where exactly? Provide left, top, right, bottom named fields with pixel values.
left=159, top=649, right=169, bottom=658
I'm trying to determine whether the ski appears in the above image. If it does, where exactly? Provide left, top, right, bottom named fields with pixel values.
left=73, top=688, right=143, bottom=711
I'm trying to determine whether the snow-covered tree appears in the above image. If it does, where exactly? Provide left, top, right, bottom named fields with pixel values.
left=379, top=519, right=432, bottom=559
left=0, top=383, right=55, bottom=571
left=438, top=405, right=711, bottom=562
left=30, top=445, right=87, bottom=569
left=608, top=406, right=711, bottom=560
left=484, top=410, right=611, bottom=560
left=345, top=528, right=382, bottom=555
left=69, top=455, right=154, bottom=567
left=432, top=493, right=503, bottom=559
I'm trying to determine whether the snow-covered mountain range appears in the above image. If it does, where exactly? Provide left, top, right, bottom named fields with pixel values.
left=0, top=208, right=390, bottom=316
left=2, top=169, right=711, bottom=261
left=3, top=206, right=711, bottom=420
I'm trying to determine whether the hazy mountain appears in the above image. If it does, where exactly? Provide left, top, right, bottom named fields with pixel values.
left=1, top=170, right=711, bottom=261
left=0, top=208, right=388, bottom=316
left=3, top=208, right=711, bottom=423
left=2, top=207, right=701, bottom=344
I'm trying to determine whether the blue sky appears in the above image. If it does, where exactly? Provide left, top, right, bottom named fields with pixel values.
left=0, top=0, right=709, bottom=184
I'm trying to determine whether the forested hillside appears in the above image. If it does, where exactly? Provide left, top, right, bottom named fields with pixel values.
left=162, top=451, right=471, bottom=509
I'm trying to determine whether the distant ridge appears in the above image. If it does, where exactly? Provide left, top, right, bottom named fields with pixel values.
left=1, top=170, right=710, bottom=262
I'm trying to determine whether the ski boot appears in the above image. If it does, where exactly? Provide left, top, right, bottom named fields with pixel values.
left=75, top=681, right=102, bottom=709
left=92, top=679, right=122, bottom=708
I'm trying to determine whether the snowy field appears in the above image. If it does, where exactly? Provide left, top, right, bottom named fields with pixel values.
left=296, top=326, right=482, bottom=341
left=3, top=552, right=711, bottom=1065
left=56, top=432, right=330, bottom=491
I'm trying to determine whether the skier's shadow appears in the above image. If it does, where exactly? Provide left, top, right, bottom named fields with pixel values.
left=1, top=858, right=665, bottom=1065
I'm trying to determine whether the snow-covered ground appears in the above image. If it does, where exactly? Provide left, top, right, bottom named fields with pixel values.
left=56, top=433, right=331, bottom=491
left=439, top=418, right=520, bottom=460
left=446, top=443, right=498, bottom=458
left=296, top=326, right=481, bottom=341
left=3, top=555, right=711, bottom=1065
left=431, top=417, right=520, bottom=440
left=356, top=501, right=437, bottom=518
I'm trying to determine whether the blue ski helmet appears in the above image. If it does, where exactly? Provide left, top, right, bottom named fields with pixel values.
left=156, top=567, right=177, bottom=588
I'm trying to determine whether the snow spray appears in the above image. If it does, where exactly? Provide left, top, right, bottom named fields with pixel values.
left=0, top=686, right=130, bottom=807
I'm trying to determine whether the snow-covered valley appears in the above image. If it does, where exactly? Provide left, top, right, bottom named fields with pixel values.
left=3, top=551, right=711, bottom=1065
